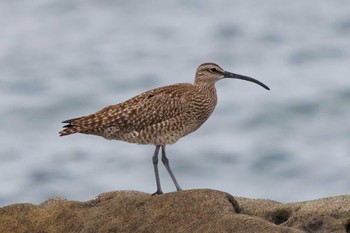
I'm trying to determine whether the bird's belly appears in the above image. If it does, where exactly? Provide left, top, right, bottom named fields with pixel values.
left=118, top=127, right=188, bottom=145
left=105, top=119, right=197, bottom=145
left=123, top=131, right=179, bottom=145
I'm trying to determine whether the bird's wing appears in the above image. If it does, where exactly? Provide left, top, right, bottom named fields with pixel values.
left=60, top=83, right=195, bottom=136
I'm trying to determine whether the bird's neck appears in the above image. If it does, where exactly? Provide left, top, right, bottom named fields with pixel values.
left=195, top=82, right=218, bottom=105
left=188, top=82, right=218, bottom=133
left=195, top=81, right=217, bottom=92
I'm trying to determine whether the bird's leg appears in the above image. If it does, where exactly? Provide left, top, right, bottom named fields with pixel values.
left=161, top=145, right=182, bottom=191
left=151, top=145, right=163, bottom=196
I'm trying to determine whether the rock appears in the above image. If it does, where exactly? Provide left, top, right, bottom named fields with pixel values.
left=236, top=195, right=350, bottom=233
left=0, top=189, right=349, bottom=233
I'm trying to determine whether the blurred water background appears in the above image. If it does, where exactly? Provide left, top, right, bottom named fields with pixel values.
left=1, top=0, right=350, bottom=206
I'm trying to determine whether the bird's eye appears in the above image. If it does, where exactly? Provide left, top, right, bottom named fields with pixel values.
left=209, top=68, right=217, bottom=73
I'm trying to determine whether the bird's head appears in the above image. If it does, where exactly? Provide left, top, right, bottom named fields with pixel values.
left=195, top=63, right=270, bottom=90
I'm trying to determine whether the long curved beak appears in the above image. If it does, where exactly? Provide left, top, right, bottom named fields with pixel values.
left=223, top=71, right=270, bottom=90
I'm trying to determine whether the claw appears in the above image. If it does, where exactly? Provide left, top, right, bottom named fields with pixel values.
left=151, top=190, right=163, bottom=196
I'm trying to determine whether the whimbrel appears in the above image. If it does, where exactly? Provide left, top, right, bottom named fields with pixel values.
left=59, top=63, right=270, bottom=195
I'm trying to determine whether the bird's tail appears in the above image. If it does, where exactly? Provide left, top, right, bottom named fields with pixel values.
left=59, top=117, right=84, bottom=136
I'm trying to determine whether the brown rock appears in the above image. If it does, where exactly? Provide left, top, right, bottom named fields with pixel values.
left=0, top=189, right=348, bottom=233
left=236, top=195, right=350, bottom=233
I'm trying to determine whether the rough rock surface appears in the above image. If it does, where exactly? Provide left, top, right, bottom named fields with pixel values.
left=0, top=189, right=349, bottom=233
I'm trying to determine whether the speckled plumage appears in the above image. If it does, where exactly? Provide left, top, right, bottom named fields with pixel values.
left=60, top=63, right=269, bottom=195
left=60, top=64, right=219, bottom=144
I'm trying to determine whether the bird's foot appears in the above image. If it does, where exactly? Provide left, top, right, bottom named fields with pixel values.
left=151, top=190, right=163, bottom=196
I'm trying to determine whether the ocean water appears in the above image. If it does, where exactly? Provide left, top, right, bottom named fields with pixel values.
left=1, top=0, right=350, bottom=206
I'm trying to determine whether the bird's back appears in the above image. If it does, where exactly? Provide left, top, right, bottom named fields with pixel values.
left=60, top=82, right=217, bottom=145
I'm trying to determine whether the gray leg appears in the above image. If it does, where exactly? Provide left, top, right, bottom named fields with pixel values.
left=161, top=145, right=182, bottom=191
left=151, top=145, right=163, bottom=196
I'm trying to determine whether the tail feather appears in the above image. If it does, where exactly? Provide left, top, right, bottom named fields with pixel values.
left=59, top=127, right=78, bottom=136
left=62, top=116, right=84, bottom=124
left=59, top=116, right=85, bottom=136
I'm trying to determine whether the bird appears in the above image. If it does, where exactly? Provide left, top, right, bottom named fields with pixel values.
left=59, top=62, right=270, bottom=195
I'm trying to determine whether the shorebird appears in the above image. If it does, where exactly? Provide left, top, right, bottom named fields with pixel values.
left=59, top=63, right=269, bottom=195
